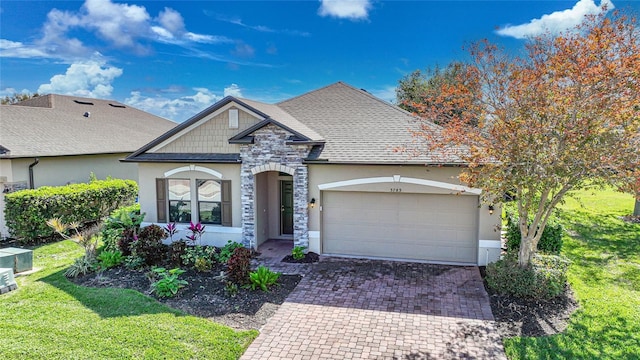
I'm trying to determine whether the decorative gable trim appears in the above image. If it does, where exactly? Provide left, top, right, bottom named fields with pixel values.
left=149, top=102, right=263, bottom=152
left=125, top=96, right=271, bottom=162
left=317, top=175, right=481, bottom=194
left=163, top=165, right=223, bottom=179
left=228, top=118, right=316, bottom=144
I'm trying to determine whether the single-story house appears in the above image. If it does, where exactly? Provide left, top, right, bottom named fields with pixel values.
left=125, top=82, right=501, bottom=265
left=0, top=94, right=176, bottom=238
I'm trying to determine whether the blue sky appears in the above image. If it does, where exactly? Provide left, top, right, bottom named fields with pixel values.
left=1, top=0, right=637, bottom=122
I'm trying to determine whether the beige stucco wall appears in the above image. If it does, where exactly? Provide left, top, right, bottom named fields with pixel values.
left=137, top=162, right=242, bottom=246
left=307, top=164, right=502, bottom=264
left=154, top=107, right=259, bottom=154
left=9, top=153, right=139, bottom=187
left=0, top=159, right=13, bottom=238
left=137, top=162, right=502, bottom=264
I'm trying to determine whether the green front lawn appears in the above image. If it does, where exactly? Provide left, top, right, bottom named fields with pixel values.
left=504, top=188, right=640, bottom=359
left=0, top=240, right=257, bottom=360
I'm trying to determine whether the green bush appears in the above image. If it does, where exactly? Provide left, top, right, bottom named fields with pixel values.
left=505, top=213, right=563, bottom=254
left=100, top=204, right=144, bottom=253
left=181, top=245, right=217, bottom=268
left=4, top=179, right=138, bottom=243
left=216, top=240, right=244, bottom=264
left=97, top=250, right=123, bottom=269
left=150, top=267, right=188, bottom=298
left=249, top=266, right=281, bottom=292
left=485, top=254, right=570, bottom=300
left=292, top=246, right=305, bottom=260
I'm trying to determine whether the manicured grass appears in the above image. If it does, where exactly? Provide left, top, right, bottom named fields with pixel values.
left=0, top=240, right=257, bottom=360
left=504, top=188, right=640, bottom=359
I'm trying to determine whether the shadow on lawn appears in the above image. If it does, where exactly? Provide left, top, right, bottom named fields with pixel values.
left=560, top=211, right=640, bottom=259
left=38, top=268, right=183, bottom=319
left=506, top=311, right=638, bottom=359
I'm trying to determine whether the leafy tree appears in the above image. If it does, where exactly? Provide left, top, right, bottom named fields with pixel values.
left=410, top=11, right=640, bottom=267
left=396, top=62, right=479, bottom=126
left=1, top=92, right=40, bottom=105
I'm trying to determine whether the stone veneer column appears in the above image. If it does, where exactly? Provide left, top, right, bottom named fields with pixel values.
left=239, top=125, right=311, bottom=249
left=240, top=162, right=255, bottom=248
left=293, top=165, right=309, bottom=249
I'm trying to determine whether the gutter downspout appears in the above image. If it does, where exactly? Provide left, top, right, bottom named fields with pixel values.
left=28, top=158, right=39, bottom=189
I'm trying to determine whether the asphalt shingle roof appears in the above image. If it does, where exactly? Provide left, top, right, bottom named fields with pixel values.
left=277, top=82, right=451, bottom=164
left=125, top=82, right=462, bottom=164
left=0, top=94, right=176, bottom=158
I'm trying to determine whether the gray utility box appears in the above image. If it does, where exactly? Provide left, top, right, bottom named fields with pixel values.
left=0, top=247, right=34, bottom=273
left=0, top=268, right=18, bottom=294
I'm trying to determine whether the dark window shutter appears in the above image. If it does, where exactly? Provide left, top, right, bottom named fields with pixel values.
left=221, top=180, right=232, bottom=227
left=156, top=178, right=167, bottom=223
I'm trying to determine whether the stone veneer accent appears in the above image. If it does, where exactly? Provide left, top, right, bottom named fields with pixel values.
left=240, top=124, right=313, bottom=249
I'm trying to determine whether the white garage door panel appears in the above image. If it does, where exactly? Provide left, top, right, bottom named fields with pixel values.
left=322, top=191, right=478, bottom=263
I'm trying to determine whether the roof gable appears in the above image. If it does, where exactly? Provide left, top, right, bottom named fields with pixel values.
left=127, top=97, right=266, bottom=160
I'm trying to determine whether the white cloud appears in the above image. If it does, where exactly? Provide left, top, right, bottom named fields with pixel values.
left=2, top=0, right=226, bottom=60
left=125, top=85, right=243, bottom=121
left=81, top=0, right=150, bottom=50
left=497, top=0, right=614, bottom=39
left=37, top=60, right=123, bottom=98
left=223, top=84, right=243, bottom=97
left=0, top=39, right=50, bottom=58
left=318, top=0, right=372, bottom=20
left=0, top=87, right=33, bottom=97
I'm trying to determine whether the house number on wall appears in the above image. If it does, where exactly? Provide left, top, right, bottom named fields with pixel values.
left=390, top=188, right=402, bottom=192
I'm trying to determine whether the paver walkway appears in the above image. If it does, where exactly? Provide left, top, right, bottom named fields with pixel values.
left=242, top=240, right=506, bottom=359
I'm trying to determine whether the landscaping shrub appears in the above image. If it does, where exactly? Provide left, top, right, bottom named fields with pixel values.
left=170, top=240, right=187, bottom=266
left=505, top=213, right=563, bottom=254
left=181, top=245, right=217, bottom=268
left=5, top=179, right=138, bottom=243
left=131, top=224, right=167, bottom=266
left=149, top=267, right=188, bottom=298
left=227, top=247, right=251, bottom=285
left=97, top=250, right=123, bottom=269
left=485, top=253, right=570, bottom=300
left=100, top=204, right=144, bottom=253
left=118, top=228, right=137, bottom=257
left=249, top=266, right=281, bottom=292
left=216, top=241, right=244, bottom=264
left=65, top=255, right=97, bottom=278
left=292, top=246, right=305, bottom=260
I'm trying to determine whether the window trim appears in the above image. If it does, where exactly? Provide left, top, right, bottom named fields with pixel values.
left=156, top=177, right=232, bottom=226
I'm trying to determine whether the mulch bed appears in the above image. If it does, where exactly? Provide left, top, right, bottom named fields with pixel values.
left=622, top=215, right=640, bottom=224
left=479, top=266, right=579, bottom=338
left=73, top=264, right=301, bottom=331
left=281, top=252, right=320, bottom=263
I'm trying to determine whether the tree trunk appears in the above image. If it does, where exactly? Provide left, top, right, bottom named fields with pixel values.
left=518, top=235, right=535, bottom=268
left=634, top=198, right=640, bottom=217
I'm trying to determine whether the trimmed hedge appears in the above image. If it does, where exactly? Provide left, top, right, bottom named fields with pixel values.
left=505, top=213, right=563, bottom=254
left=4, top=179, right=138, bottom=242
left=485, top=253, right=570, bottom=299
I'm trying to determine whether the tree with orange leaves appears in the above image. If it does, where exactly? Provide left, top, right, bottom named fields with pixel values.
left=406, top=11, right=640, bottom=267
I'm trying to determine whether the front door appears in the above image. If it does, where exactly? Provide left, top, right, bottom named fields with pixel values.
left=280, top=180, right=294, bottom=235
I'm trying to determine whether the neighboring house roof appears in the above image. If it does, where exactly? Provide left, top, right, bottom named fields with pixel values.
left=126, top=82, right=461, bottom=165
left=0, top=94, right=176, bottom=158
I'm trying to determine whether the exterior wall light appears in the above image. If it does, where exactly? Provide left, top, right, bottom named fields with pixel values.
left=309, top=198, right=316, bottom=208
left=488, top=205, right=495, bottom=215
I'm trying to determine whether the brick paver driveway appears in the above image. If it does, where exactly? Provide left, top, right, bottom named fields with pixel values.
left=242, top=250, right=506, bottom=360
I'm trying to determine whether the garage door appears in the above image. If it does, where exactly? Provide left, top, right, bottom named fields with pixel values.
left=322, top=191, right=478, bottom=263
